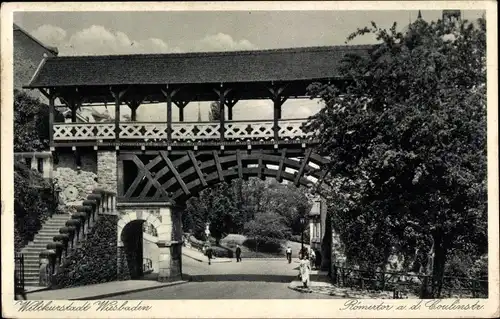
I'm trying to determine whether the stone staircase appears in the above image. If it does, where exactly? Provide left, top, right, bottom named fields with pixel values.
left=21, top=214, right=70, bottom=286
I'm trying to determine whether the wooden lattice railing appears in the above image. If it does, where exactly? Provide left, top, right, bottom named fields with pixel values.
left=53, top=119, right=314, bottom=143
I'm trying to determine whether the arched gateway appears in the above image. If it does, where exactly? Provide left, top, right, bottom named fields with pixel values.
left=25, top=45, right=370, bottom=281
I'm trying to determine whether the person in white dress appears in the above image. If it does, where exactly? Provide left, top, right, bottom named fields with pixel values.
left=299, top=255, right=311, bottom=288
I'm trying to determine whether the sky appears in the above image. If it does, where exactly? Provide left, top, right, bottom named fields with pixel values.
left=14, top=10, right=484, bottom=122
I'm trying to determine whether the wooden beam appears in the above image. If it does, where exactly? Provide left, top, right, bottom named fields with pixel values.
left=131, top=155, right=170, bottom=199
left=225, top=96, right=239, bottom=121
left=213, top=150, right=224, bottom=182
left=294, top=148, right=312, bottom=186
left=258, top=154, right=264, bottom=180
left=214, top=87, right=232, bottom=142
left=160, top=151, right=190, bottom=196
left=188, top=150, right=207, bottom=187
left=236, top=149, right=243, bottom=179
left=314, top=168, right=330, bottom=194
left=48, top=91, right=55, bottom=147
left=276, top=148, right=286, bottom=183
left=173, top=100, right=189, bottom=122
left=117, top=156, right=125, bottom=197
left=160, top=88, right=179, bottom=143
left=111, top=87, right=128, bottom=144
left=139, top=165, right=170, bottom=199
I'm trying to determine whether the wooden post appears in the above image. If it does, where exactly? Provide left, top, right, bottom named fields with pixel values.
left=268, top=85, right=288, bottom=142
left=214, top=86, right=231, bottom=143
left=179, top=106, right=184, bottom=122
left=167, top=94, right=172, bottom=143
left=111, top=87, right=128, bottom=145
left=115, top=95, right=121, bottom=144
left=131, top=103, right=137, bottom=121
left=161, top=87, right=178, bottom=144
left=48, top=93, right=55, bottom=148
left=71, top=101, right=77, bottom=122
left=219, top=88, right=225, bottom=143
left=117, top=158, right=124, bottom=198
left=273, top=100, right=280, bottom=141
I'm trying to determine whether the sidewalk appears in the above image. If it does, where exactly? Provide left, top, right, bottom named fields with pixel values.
left=182, top=246, right=232, bottom=263
left=288, top=272, right=418, bottom=299
left=26, top=279, right=187, bottom=300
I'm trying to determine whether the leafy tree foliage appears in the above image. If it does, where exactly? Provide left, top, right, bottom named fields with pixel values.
left=208, top=101, right=221, bottom=121
left=306, top=17, right=486, bottom=297
left=14, top=162, right=53, bottom=251
left=183, top=178, right=313, bottom=246
left=14, top=89, right=64, bottom=152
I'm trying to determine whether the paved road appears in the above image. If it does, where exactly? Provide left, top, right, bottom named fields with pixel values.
left=109, top=257, right=336, bottom=299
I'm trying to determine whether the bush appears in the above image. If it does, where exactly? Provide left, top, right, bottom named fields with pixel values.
left=14, top=161, right=53, bottom=251
left=209, top=246, right=234, bottom=258
left=243, top=238, right=282, bottom=254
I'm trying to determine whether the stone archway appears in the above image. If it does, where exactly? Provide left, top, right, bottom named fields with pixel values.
left=117, top=210, right=164, bottom=280
left=116, top=205, right=183, bottom=282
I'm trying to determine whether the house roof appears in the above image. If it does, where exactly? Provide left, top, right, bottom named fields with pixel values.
left=13, top=23, right=59, bottom=56
left=26, top=45, right=372, bottom=88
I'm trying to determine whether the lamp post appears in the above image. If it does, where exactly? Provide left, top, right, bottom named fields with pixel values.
left=300, top=217, right=306, bottom=256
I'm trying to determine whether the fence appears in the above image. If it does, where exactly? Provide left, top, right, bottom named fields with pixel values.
left=331, top=264, right=488, bottom=299
left=15, top=253, right=25, bottom=293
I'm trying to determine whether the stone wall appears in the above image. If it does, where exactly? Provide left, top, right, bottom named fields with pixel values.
left=52, top=214, right=126, bottom=288
left=97, top=151, right=117, bottom=193
left=54, top=152, right=97, bottom=206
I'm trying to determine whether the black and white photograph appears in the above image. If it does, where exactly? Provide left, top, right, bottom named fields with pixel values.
left=1, top=1, right=498, bottom=318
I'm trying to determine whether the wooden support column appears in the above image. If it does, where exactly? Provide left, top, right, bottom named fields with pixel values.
left=214, top=85, right=232, bottom=143
left=48, top=91, right=55, bottom=148
left=111, top=87, right=128, bottom=146
left=161, top=87, right=179, bottom=144
left=39, top=88, right=55, bottom=148
left=173, top=100, right=189, bottom=122
left=268, top=85, right=289, bottom=141
left=225, top=97, right=239, bottom=121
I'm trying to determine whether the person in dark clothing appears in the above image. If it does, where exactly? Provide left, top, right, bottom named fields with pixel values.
left=235, top=245, right=242, bottom=262
left=206, top=246, right=213, bottom=265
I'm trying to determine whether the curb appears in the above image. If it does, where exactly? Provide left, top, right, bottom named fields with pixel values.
left=182, top=253, right=232, bottom=263
left=73, top=280, right=189, bottom=300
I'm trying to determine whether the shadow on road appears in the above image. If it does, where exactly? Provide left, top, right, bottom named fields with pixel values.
left=186, top=273, right=295, bottom=283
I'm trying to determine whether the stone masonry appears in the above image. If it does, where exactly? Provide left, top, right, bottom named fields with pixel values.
left=54, top=152, right=97, bottom=206
left=97, top=151, right=117, bottom=193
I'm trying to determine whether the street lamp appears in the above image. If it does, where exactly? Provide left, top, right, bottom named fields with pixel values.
left=300, top=217, right=306, bottom=256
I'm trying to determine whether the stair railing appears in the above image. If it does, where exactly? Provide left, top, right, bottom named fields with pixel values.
left=38, top=188, right=116, bottom=287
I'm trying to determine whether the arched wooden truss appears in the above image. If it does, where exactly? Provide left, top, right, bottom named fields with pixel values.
left=118, top=148, right=331, bottom=205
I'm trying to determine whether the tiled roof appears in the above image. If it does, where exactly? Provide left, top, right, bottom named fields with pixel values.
left=26, top=45, right=372, bottom=88
left=13, top=23, right=59, bottom=56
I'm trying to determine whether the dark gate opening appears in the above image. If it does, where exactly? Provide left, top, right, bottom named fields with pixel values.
left=121, top=220, right=144, bottom=280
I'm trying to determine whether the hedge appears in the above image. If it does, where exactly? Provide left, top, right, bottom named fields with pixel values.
left=52, top=214, right=123, bottom=288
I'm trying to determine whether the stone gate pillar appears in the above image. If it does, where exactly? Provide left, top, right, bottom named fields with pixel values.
left=157, top=204, right=183, bottom=282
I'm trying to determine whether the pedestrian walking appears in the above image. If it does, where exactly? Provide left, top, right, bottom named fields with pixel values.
left=206, top=246, right=213, bottom=265
left=286, top=246, right=292, bottom=263
left=299, top=255, right=311, bottom=288
left=235, top=245, right=242, bottom=262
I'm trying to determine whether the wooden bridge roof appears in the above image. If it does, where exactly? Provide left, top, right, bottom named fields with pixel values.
left=26, top=45, right=372, bottom=88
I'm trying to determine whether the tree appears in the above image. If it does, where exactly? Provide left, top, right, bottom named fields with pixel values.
left=306, top=16, right=486, bottom=297
left=244, top=211, right=290, bottom=252
left=14, top=89, right=64, bottom=152
left=208, top=101, right=221, bottom=121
